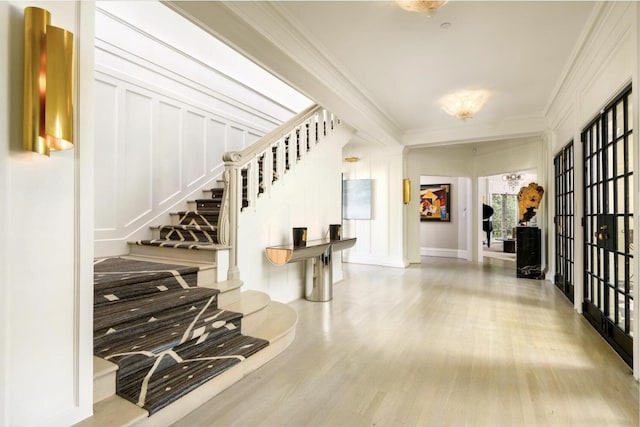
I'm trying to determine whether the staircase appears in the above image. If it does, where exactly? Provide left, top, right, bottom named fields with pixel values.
left=76, top=105, right=344, bottom=427
left=78, top=256, right=296, bottom=426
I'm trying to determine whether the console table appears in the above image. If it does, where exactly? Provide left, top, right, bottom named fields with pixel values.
left=265, top=237, right=357, bottom=301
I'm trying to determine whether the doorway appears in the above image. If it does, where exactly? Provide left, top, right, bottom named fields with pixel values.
left=480, top=171, right=537, bottom=264
left=582, top=85, right=634, bottom=367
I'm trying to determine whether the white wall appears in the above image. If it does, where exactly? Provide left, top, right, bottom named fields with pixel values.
left=0, top=2, right=94, bottom=426
left=544, top=1, right=639, bottom=377
left=238, top=126, right=354, bottom=302
left=341, top=141, right=407, bottom=268
left=94, top=2, right=310, bottom=257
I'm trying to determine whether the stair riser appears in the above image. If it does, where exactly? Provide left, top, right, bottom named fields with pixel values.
left=94, top=367, right=117, bottom=403
left=216, top=287, right=241, bottom=308
left=196, top=266, right=218, bottom=287
left=195, top=200, right=222, bottom=210
left=157, top=228, right=218, bottom=243
left=240, top=305, right=268, bottom=334
left=128, top=243, right=219, bottom=263
left=169, top=212, right=219, bottom=227
left=202, top=188, right=224, bottom=199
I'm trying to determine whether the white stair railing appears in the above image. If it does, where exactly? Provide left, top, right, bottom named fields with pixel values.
left=222, top=104, right=340, bottom=280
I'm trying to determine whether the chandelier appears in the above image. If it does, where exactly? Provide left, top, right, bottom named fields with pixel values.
left=396, top=1, right=448, bottom=16
left=439, top=90, right=490, bottom=121
left=502, top=173, right=524, bottom=192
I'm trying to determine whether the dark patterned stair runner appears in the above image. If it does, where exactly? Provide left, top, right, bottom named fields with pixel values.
left=94, top=257, right=268, bottom=415
left=135, top=186, right=225, bottom=250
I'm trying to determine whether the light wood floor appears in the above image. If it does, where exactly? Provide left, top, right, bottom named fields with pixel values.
left=173, top=257, right=639, bottom=427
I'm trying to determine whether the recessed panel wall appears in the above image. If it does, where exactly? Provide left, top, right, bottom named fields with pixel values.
left=183, top=111, right=207, bottom=188
left=94, top=79, right=119, bottom=231
left=228, top=126, right=246, bottom=153
left=156, top=101, right=182, bottom=204
left=123, top=90, right=153, bottom=227
left=93, top=8, right=299, bottom=256
left=207, top=119, right=226, bottom=173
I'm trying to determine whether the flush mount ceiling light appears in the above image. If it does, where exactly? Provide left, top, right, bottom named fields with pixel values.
left=396, top=1, right=448, bottom=16
left=439, top=90, right=490, bottom=121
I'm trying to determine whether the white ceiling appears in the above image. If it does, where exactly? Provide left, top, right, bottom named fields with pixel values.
left=168, top=1, right=597, bottom=147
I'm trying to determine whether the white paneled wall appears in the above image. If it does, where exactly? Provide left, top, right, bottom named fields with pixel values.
left=238, top=125, right=355, bottom=303
left=341, top=143, right=407, bottom=268
left=94, top=6, right=303, bottom=256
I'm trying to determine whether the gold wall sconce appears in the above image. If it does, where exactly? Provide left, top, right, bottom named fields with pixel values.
left=403, top=178, right=411, bottom=204
left=23, top=6, right=75, bottom=156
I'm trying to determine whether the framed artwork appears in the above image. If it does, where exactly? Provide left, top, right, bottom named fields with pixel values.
left=420, top=183, right=450, bottom=222
left=342, top=179, right=373, bottom=220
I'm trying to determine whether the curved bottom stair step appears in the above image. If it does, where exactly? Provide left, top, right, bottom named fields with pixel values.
left=74, top=395, right=147, bottom=427
left=224, top=290, right=271, bottom=333
left=134, top=300, right=298, bottom=427
left=75, top=301, right=298, bottom=427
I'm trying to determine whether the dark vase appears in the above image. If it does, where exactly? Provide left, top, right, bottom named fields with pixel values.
left=329, top=224, right=341, bottom=240
left=292, top=227, right=307, bottom=247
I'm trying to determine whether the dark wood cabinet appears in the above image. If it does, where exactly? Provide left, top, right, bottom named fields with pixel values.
left=516, top=226, right=543, bottom=279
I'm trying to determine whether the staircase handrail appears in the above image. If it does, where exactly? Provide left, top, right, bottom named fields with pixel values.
left=220, top=104, right=341, bottom=282
left=222, top=104, right=321, bottom=165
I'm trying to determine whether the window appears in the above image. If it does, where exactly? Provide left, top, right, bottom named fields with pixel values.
left=490, top=193, right=518, bottom=239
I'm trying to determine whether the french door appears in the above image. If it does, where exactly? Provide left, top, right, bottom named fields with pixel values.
left=554, top=142, right=574, bottom=302
left=582, top=85, right=634, bottom=367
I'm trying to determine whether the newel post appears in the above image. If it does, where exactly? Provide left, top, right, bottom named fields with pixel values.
left=223, top=151, right=242, bottom=281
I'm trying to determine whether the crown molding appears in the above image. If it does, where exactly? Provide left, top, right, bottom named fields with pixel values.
left=164, top=1, right=402, bottom=147
left=402, top=114, right=546, bottom=148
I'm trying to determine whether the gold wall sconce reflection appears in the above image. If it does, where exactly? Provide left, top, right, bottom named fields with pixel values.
left=403, top=178, right=411, bottom=204
left=23, top=7, right=74, bottom=156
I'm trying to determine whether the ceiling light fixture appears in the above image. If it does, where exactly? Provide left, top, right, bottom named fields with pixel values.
left=395, top=1, right=448, bottom=16
left=502, top=173, right=524, bottom=192
left=439, top=90, right=490, bottom=121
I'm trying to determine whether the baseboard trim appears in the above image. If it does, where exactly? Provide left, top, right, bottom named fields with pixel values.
left=420, top=248, right=470, bottom=260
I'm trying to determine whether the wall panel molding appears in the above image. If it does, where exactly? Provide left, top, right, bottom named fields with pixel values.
left=93, top=12, right=298, bottom=257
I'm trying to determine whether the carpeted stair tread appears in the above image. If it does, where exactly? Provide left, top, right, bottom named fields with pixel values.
left=98, top=317, right=244, bottom=384
left=94, top=257, right=199, bottom=290
left=95, top=308, right=243, bottom=358
left=92, top=253, right=271, bottom=419
left=94, top=287, right=219, bottom=331
left=135, top=240, right=219, bottom=250
left=94, top=257, right=200, bottom=307
left=158, top=224, right=217, bottom=232
left=116, top=334, right=269, bottom=414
